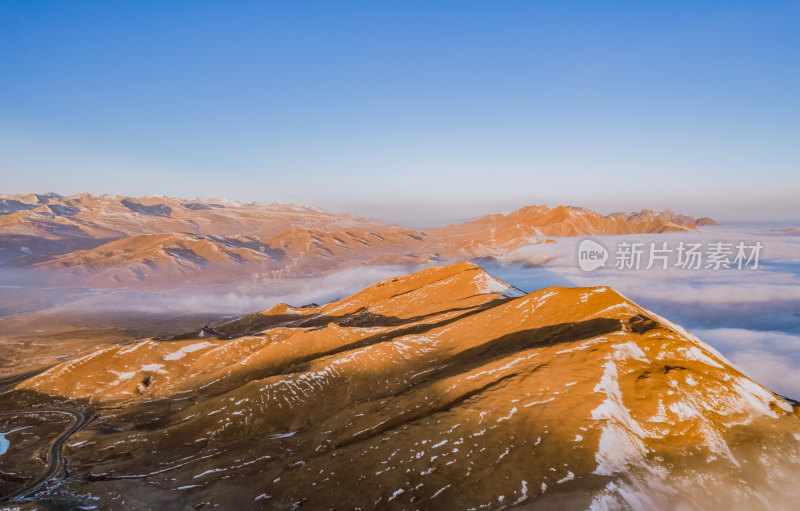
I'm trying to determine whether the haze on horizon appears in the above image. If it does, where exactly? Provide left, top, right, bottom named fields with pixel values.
left=1, top=1, right=798, bottom=225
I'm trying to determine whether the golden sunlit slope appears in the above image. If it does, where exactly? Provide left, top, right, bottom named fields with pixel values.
left=429, top=205, right=701, bottom=256
left=13, top=262, right=799, bottom=510
left=27, top=232, right=281, bottom=286
left=28, top=228, right=431, bottom=287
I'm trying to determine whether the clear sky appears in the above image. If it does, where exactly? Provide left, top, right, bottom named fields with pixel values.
left=1, top=1, right=798, bottom=225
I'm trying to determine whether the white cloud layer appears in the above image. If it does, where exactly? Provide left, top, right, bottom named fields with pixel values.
left=693, top=329, right=800, bottom=398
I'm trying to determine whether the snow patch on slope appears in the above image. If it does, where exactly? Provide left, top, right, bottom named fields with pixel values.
left=164, top=342, right=214, bottom=361
left=591, top=346, right=649, bottom=476
left=473, top=271, right=526, bottom=298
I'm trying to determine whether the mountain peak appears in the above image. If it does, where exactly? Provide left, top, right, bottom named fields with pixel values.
left=12, top=263, right=799, bottom=509
left=320, top=261, right=524, bottom=319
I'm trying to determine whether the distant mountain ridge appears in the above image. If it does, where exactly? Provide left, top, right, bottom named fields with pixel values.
left=0, top=193, right=718, bottom=287
left=608, top=208, right=717, bottom=227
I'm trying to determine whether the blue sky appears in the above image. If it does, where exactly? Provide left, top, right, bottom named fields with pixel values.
left=1, top=1, right=798, bottom=225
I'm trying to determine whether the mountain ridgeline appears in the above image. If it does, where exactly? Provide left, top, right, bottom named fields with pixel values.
left=6, top=262, right=798, bottom=510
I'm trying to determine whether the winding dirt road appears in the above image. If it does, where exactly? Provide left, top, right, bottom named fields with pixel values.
left=0, top=408, right=87, bottom=503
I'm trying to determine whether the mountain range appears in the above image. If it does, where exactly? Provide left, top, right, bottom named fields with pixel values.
left=0, top=193, right=717, bottom=287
